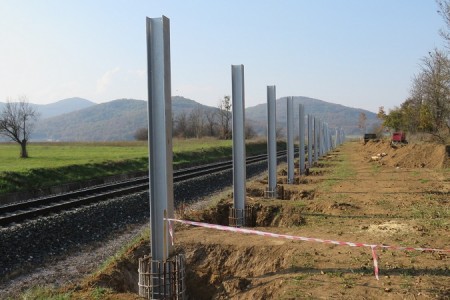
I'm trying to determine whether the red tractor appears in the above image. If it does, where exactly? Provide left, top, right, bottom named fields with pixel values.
left=391, top=132, right=407, bottom=146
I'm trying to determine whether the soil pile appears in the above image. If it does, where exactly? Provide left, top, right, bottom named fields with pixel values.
left=362, top=140, right=448, bottom=168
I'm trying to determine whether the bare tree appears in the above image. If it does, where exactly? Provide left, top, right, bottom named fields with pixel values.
left=0, top=97, right=39, bottom=158
left=276, top=126, right=285, bottom=139
left=437, top=0, right=450, bottom=49
left=173, top=111, right=188, bottom=138
left=188, top=105, right=205, bottom=138
left=419, top=49, right=450, bottom=135
left=245, top=122, right=257, bottom=139
left=217, top=95, right=232, bottom=139
left=358, top=112, right=367, bottom=134
left=204, top=109, right=218, bottom=137
left=134, top=127, right=148, bottom=141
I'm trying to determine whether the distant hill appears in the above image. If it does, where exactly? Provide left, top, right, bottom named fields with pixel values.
left=32, top=97, right=217, bottom=141
left=246, top=96, right=378, bottom=136
left=25, top=95, right=378, bottom=141
left=34, top=97, right=96, bottom=118
left=33, top=99, right=146, bottom=141
left=0, top=97, right=95, bottom=119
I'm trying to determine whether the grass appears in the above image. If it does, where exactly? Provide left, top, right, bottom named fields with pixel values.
left=410, top=200, right=450, bottom=229
left=90, top=287, right=113, bottom=300
left=318, top=153, right=355, bottom=192
left=375, top=198, right=390, bottom=207
left=371, top=163, right=381, bottom=174
left=16, top=286, right=72, bottom=300
left=92, top=226, right=149, bottom=277
left=399, top=274, right=413, bottom=289
left=0, top=139, right=283, bottom=195
left=0, top=139, right=232, bottom=173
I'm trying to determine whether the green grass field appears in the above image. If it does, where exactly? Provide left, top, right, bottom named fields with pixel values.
left=0, top=139, right=277, bottom=196
left=0, top=139, right=234, bottom=173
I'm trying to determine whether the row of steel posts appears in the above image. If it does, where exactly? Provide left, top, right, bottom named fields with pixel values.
left=267, top=94, right=346, bottom=197
left=144, top=16, right=345, bottom=299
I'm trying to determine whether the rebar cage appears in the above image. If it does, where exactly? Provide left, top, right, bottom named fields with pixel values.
left=229, top=205, right=255, bottom=227
left=138, top=254, right=186, bottom=299
left=264, top=186, right=277, bottom=199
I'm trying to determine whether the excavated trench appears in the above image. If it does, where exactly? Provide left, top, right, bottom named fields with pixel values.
left=88, top=185, right=316, bottom=298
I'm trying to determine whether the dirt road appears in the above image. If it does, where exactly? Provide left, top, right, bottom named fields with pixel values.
left=173, top=141, right=450, bottom=299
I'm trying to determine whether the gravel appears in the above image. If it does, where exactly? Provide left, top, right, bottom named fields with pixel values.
left=0, top=159, right=269, bottom=297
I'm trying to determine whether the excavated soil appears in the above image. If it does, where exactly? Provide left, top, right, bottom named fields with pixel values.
left=78, top=141, right=449, bottom=299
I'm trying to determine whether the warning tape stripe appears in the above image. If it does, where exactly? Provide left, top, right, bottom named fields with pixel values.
left=166, top=218, right=450, bottom=253
left=371, top=246, right=379, bottom=280
left=165, top=218, right=450, bottom=280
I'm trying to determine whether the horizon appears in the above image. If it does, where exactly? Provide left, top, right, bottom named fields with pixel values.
left=0, top=95, right=379, bottom=114
left=0, top=1, right=445, bottom=113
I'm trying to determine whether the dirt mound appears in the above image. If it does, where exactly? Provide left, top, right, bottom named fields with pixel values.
left=362, top=140, right=448, bottom=168
left=180, top=236, right=308, bottom=300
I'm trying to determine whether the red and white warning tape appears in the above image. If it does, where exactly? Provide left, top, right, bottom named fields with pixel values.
left=166, top=218, right=450, bottom=280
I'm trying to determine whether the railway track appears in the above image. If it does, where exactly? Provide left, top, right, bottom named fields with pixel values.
left=0, top=150, right=290, bottom=226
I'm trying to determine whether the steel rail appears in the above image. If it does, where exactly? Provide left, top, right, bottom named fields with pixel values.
left=0, top=150, right=290, bottom=226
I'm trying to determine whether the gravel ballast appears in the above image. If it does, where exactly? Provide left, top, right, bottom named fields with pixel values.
left=0, top=159, right=270, bottom=297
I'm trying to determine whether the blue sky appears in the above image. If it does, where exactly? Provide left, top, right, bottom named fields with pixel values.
left=0, top=0, right=445, bottom=112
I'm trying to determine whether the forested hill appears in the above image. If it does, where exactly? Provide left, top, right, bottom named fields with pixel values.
left=29, top=96, right=377, bottom=141
left=32, top=97, right=216, bottom=141
left=246, top=96, right=378, bottom=136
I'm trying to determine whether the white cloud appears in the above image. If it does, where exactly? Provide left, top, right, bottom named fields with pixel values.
left=96, top=67, right=120, bottom=94
left=128, top=69, right=146, bottom=78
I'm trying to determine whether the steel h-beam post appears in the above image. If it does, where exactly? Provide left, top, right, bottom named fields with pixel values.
left=232, top=65, right=246, bottom=225
left=145, top=18, right=176, bottom=297
left=320, top=121, right=324, bottom=156
left=267, top=85, right=277, bottom=195
left=299, top=104, right=305, bottom=175
left=313, top=117, right=319, bottom=163
left=321, top=123, right=324, bottom=155
left=287, top=97, right=294, bottom=184
left=146, top=16, right=173, bottom=263
left=308, top=115, right=312, bottom=167
left=316, top=119, right=319, bottom=158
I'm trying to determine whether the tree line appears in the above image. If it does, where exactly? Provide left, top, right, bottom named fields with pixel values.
left=379, top=0, right=450, bottom=143
left=134, top=95, right=257, bottom=141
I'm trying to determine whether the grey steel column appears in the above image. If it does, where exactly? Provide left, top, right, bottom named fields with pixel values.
left=307, top=114, right=312, bottom=167
left=329, top=126, right=332, bottom=151
left=146, top=16, right=173, bottom=262
left=338, top=129, right=341, bottom=146
left=267, top=85, right=277, bottom=193
left=317, top=120, right=322, bottom=157
left=327, top=126, right=331, bottom=152
left=314, top=117, right=319, bottom=163
left=299, top=104, right=305, bottom=175
left=231, top=65, right=246, bottom=221
left=287, top=97, right=294, bottom=183
left=319, top=121, right=324, bottom=156
left=334, top=128, right=338, bottom=148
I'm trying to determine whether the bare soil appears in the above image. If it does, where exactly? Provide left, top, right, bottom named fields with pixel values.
left=78, top=141, right=450, bottom=299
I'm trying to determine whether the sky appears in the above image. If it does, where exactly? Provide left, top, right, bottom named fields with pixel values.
left=0, top=1, right=446, bottom=113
